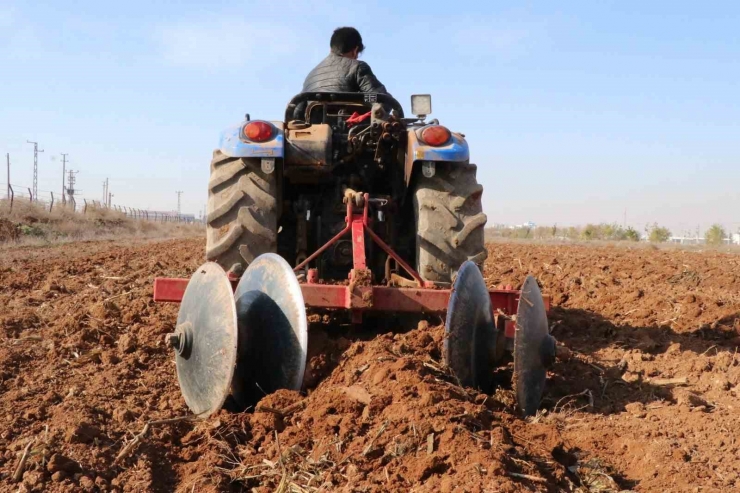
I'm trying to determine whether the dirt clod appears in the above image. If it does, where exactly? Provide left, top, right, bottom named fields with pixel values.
left=65, top=422, right=102, bottom=444
left=51, top=471, right=66, bottom=482
left=117, top=333, right=137, bottom=354
left=78, top=475, right=95, bottom=491
left=47, top=454, right=82, bottom=474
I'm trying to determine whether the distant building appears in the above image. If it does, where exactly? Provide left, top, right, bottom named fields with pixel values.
left=669, top=236, right=704, bottom=245
left=732, top=233, right=740, bottom=245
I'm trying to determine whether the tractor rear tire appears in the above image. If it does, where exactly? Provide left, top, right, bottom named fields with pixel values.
left=413, top=162, right=488, bottom=284
left=205, top=150, right=278, bottom=277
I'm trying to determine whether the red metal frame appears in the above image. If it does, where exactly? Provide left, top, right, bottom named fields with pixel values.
left=295, top=194, right=430, bottom=288
left=153, top=277, right=546, bottom=315
left=152, top=193, right=551, bottom=319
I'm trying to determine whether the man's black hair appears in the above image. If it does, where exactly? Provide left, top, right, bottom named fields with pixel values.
left=330, top=27, right=365, bottom=55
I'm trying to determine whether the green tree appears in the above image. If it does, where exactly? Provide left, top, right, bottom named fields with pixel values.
left=581, top=224, right=599, bottom=240
left=705, top=224, right=727, bottom=245
left=565, top=227, right=580, bottom=240
left=648, top=223, right=671, bottom=243
left=625, top=227, right=641, bottom=242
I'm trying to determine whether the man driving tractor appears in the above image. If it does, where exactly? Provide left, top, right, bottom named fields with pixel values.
left=295, top=27, right=392, bottom=120
left=302, top=27, right=390, bottom=95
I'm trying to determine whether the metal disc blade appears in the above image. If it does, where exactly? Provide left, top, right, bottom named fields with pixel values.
left=443, top=261, right=496, bottom=391
left=174, top=262, right=238, bottom=417
left=232, top=253, right=308, bottom=409
left=514, top=275, right=554, bottom=417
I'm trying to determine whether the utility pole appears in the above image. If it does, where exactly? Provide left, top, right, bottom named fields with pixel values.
left=108, top=192, right=113, bottom=208
left=176, top=190, right=183, bottom=215
left=66, top=170, right=79, bottom=204
left=27, top=141, right=44, bottom=202
left=61, top=153, right=68, bottom=204
left=5, top=154, right=9, bottom=200
left=103, top=178, right=109, bottom=205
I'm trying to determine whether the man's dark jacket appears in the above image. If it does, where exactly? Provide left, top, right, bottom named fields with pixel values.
left=302, top=53, right=389, bottom=94
left=294, top=53, right=391, bottom=120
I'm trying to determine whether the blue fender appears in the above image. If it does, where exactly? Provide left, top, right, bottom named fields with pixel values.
left=219, top=120, right=285, bottom=158
left=404, top=127, right=470, bottom=184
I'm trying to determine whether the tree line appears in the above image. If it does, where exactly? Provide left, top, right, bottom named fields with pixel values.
left=486, top=222, right=732, bottom=245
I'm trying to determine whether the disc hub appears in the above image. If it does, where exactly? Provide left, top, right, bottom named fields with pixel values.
left=167, top=322, right=193, bottom=358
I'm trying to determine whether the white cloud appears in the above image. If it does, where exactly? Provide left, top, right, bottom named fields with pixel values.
left=155, top=16, right=300, bottom=69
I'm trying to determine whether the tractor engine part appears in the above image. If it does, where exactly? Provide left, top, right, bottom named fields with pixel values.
left=284, top=124, right=332, bottom=167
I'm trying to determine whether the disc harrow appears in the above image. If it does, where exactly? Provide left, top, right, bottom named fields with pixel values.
left=154, top=194, right=556, bottom=417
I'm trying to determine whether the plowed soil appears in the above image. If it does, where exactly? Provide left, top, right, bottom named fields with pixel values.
left=1, top=238, right=739, bottom=492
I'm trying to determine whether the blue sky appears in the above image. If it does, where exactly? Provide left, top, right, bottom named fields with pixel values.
left=1, top=1, right=738, bottom=235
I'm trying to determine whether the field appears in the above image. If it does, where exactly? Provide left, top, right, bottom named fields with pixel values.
left=1, top=238, right=739, bottom=492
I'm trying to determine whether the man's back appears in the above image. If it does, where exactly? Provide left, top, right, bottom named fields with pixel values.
left=302, top=53, right=388, bottom=95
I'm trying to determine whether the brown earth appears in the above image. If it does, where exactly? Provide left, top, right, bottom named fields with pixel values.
left=1, top=238, right=739, bottom=492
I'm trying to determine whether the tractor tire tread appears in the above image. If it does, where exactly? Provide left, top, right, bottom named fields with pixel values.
left=413, top=162, right=488, bottom=284
left=206, top=149, right=277, bottom=275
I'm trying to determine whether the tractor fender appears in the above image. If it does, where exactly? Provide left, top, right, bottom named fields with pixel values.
left=219, top=120, right=285, bottom=159
left=404, top=128, right=470, bottom=185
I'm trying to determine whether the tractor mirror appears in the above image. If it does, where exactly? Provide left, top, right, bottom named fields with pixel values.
left=411, top=94, right=432, bottom=118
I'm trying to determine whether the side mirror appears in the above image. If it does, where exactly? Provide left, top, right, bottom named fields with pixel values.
left=411, top=94, right=432, bottom=119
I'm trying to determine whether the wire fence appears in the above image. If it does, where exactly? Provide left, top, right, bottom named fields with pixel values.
left=1, top=182, right=199, bottom=223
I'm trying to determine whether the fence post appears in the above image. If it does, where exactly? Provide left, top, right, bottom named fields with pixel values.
left=28, top=187, right=33, bottom=202
left=71, top=197, right=76, bottom=212
left=83, top=199, right=88, bottom=214
left=49, top=192, right=54, bottom=212
left=145, top=210, right=149, bottom=221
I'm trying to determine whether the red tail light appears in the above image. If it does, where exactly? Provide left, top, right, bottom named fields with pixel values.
left=421, top=125, right=451, bottom=146
left=243, top=121, right=274, bottom=142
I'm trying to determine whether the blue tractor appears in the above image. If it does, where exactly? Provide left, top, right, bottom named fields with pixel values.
left=158, top=92, right=555, bottom=418
left=205, top=92, right=487, bottom=285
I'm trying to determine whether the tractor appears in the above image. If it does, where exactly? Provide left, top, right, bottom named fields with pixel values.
left=153, top=92, right=556, bottom=419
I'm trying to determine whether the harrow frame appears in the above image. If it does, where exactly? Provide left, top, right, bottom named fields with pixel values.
left=153, top=194, right=550, bottom=330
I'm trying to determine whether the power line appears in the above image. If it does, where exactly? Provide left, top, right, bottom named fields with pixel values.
left=26, top=140, right=44, bottom=202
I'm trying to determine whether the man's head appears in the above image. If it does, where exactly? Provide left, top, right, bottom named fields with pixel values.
left=330, top=27, right=364, bottom=59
